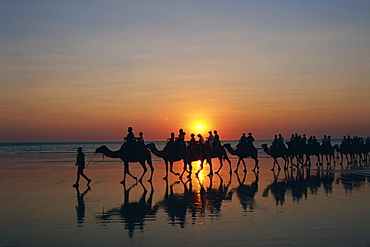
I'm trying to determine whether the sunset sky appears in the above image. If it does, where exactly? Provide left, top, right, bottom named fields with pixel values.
left=1, top=1, right=369, bottom=142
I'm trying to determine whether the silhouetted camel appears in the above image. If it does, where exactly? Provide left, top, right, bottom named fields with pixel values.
left=147, top=142, right=232, bottom=179
left=95, top=145, right=154, bottom=183
left=301, top=143, right=321, bottom=167
left=319, top=144, right=336, bottom=167
left=334, top=144, right=355, bottom=167
left=261, top=144, right=289, bottom=170
left=146, top=143, right=183, bottom=179
left=223, top=143, right=259, bottom=172
left=285, top=141, right=304, bottom=167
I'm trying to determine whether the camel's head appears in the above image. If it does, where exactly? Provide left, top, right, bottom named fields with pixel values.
left=146, top=143, right=155, bottom=149
left=95, top=145, right=107, bottom=154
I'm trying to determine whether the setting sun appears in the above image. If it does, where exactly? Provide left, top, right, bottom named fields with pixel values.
left=196, top=125, right=203, bottom=131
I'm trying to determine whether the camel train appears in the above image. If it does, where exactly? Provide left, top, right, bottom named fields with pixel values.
left=95, top=129, right=370, bottom=183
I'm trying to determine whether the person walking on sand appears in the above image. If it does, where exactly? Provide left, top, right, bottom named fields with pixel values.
left=73, top=147, right=91, bottom=188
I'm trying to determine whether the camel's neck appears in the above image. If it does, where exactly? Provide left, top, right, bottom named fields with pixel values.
left=262, top=146, right=271, bottom=155
left=224, top=144, right=237, bottom=155
left=147, top=144, right=164, bottom=157
left=99, top=147, right=122, bottom=158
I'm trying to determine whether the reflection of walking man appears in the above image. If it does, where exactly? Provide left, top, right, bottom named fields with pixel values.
left=75, top=186, right=91, bottom=226
left=73, top=147, right=91, bottom=188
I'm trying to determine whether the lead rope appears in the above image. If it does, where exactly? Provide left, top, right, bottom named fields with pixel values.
left=85, top=153, right=97, bottom=168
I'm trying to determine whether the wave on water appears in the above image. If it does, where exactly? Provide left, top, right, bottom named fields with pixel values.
left=0, top=140, right=343, bottom=155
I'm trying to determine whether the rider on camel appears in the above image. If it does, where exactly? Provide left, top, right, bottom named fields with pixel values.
left=197, top=134, right=205, bottom=156
left=124, top=127, right=135, bottom=143
left=207, top=131, right=214, bottom=151
left=176, top=129, right=186, bottom=153
left=214, top=130, right=220, bottom=144
left=136, top=132, right=145, bottom=146
left=188, top=133, right=197, bottom=155
left=123, top=127, right=136, bottom=155
left=246, top=132, right=255, bottom=146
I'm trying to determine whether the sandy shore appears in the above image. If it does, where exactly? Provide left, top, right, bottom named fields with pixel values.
left=0, top=152, right=370, bottom=246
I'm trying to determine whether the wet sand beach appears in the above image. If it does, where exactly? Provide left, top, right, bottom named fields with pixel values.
left=0, top=150, right=370, bottom=246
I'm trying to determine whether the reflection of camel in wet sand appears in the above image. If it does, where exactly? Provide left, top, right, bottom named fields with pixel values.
left=223, top=143, right=259, bottom=172
left=263, top=168, right=335, bottom=205
left=156, top=174, right=232, bottom=227
left=197, top=173, right=233, bottom=215
left=230, top=171, right=258, bottom=212
left=95, top=145, right=154, bottom=183
left=156, top=179, right=191, bottom=228
left=95, top=181, right=158, bottom=238
left=261, top=144, right=289, bottom=170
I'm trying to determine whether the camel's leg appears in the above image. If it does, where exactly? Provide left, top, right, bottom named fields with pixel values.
left=226, top=157, right=232, bottom=174
left=215, top=157, right=223, bottom=174
left=234, top=159, right=242, bottom=173
left=164, top=160, right=169, bottom=180
left=179, top=161, right=190, bottom=179
left=271, top=159, right=276, bottom=171
left=147, top=160, right=154, bottom=182
left=121, top=162, right=137, bottom=184
left=196, top=160, right=204, bottom=176
left=170, top=161, right=180, bottom=176
left=252, top=158, right=259, bottom=171
left=137, top=161, right=148, bottom=182
left=208, top=158, right=213, bottom=177
left=240, top=159, right=247, bottom=172
left=187, top=162, right=193, bottom=178
left=284, top=157, right=289, bottom=170
left=276, top=159, right=281, bottom=170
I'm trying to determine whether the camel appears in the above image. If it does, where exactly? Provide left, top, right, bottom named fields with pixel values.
left=191, top=142, right=232, bottom=176
left=95, top=144, right=154, bottom=183
left=319, top=144, right=336, bottom=167
left=285, top=141, right=304, bottom=167
left=333, top=144, right=355, bottom=166
left=261, top=144, right=289, bottom=170
left=223, top=143, right=259, bottom=172
left=301, top=143, right=321, bottom=167
left=146, top=143, right=186, bottom=179
left=147, top=142, right=231, bottom=178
